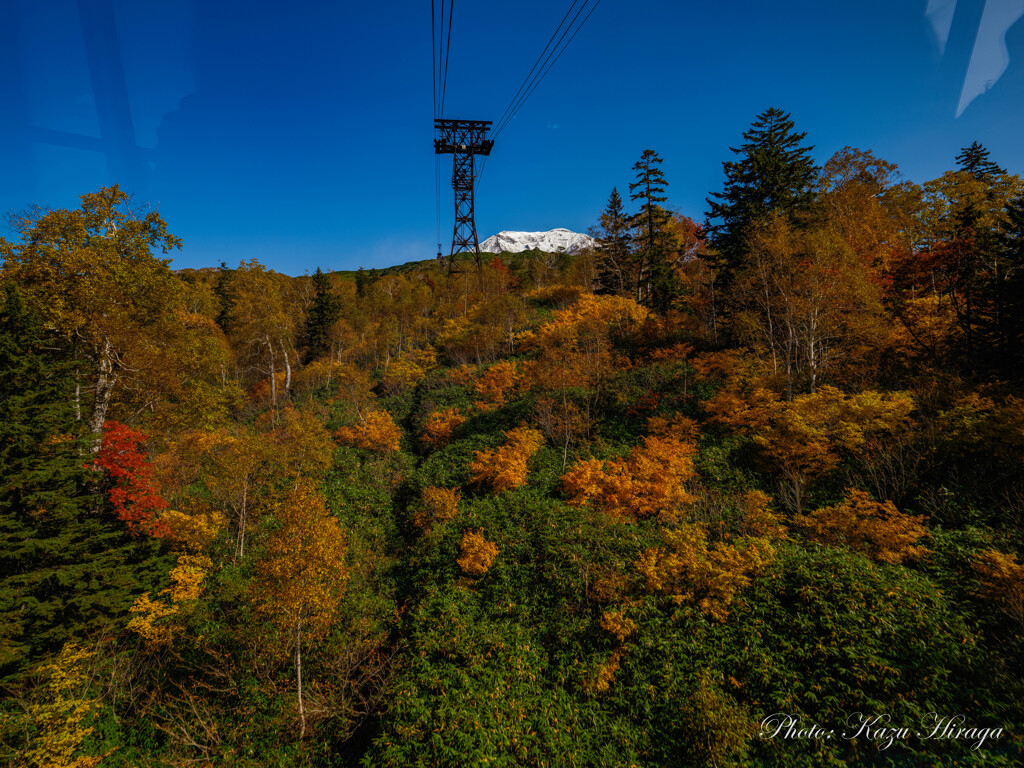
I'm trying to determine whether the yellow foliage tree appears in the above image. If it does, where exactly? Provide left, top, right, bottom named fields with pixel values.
left=468, top=426, right=546, bottom=492
left=22, top=642, right=105, bottom=768
left=420, top=407, right=466, bottom=448
left=159, top=408, right=333, bottom=560
left=562, top=416, right=697, bottom=523
left=380, top=357, right=426, bottom=395
left=274, top=405, right=336, bottom=478
left=794, top=489, right=929, bottom=564
left=457, top=529, right=499, bottom=576
left=636, top=522, right=775, bottom=621
left=752, top=386, right=915, bottom=513
left=0, top=186, right=184, bottom=444
left=156, top=503, right=227, bottom=552
left=973, top=548, right=1024, bottom=629
left=255, top=480, right=349, bottom=739
left=162, top=426, right=276, bottom=560
left=127, top=554, right=211, bottom=646
left=414, top=486, right=460, bottom=530
left=334, top=409, right=402, bottom=453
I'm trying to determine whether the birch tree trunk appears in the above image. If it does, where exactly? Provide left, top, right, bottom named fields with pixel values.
left=88, top=337, right=118, bottom=450
left=296, top=616, right=305, bottom=740
left=281, top=341, right=292, bottom=397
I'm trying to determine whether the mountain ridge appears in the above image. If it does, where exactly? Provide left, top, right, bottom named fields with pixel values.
left=479, top=228, right=596, bottom=255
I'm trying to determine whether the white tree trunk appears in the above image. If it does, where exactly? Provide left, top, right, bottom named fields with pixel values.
left=281, top=341, right=292, bottom=397
left=88, top=337, right=118, bottom=450
left=296, top=616, right=305, bottom=740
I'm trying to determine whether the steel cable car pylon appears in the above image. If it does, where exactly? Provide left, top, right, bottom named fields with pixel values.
left=434, top=118, right=493, bottom=273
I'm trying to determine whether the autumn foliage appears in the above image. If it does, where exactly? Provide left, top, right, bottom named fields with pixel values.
left=636, top=523, right=776, bottom=621
left=414, top=486, right=460, bottom=530
left=127, top=554, right=211, bottom=645
left=94, top=420, right=171, bottom=538
left=473, top=360, right=522, bottom=411
left=421, top=407, right=466, bottom=448
left=468, top=426, right=546, bottom=492
left=22, top=642, right=105, bottom=768
left=457, top=529, right=499, bottom=576
left=973, top=548, right=1024, bottom=628
left=794, top=489, right=929, bottom=564
left=562, top=415, right=698, bottom=522
left=6, top=133, right=1024, bottom=765
left=334, top=409, right=402, bottom=452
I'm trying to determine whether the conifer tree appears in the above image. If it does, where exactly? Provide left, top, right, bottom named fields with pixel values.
left=0, top=285, right=166, bottom=678
left=302, top=267, right=342, bottom=363
left=214, top=260, right=237, bottom=334
left=996, top=195, right=1024, bottom=378
left=956, top=141, right=1007, bottom=180
left=705, top=107, right=818, bottom=280
left=593, top=187, right=632, bottom=296
left=629, top=149, right=674, bottom=310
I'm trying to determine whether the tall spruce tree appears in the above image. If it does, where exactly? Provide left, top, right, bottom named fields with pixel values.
left=303, top=267, right=342, bottom=364
left=214, top=260, right=237, bottom=334
left=996, top=195, right=1024, bottom=379
left=593, top=188, right=632, bottom=296
left=0, top=285, right=167, bottom=679
left=956, top=141, right=1007, bottom=180
left=705, top=107, right=818, bottom=279
left=942, top=143, right=1015, bottom=373
left=629, top=149, right=674, bottom=310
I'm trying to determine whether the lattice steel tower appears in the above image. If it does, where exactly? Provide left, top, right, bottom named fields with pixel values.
left=434, top=119, right=493, bottom=271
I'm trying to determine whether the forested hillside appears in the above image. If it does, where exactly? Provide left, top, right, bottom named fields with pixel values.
left=2, top=112, right=1023, bottom=766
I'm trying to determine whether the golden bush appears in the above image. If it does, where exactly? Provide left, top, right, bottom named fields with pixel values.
left=457, top=529, right=499, bottom=576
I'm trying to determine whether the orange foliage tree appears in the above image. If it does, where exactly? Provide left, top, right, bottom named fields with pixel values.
left=562, top=415, right=698, bottom=523
left=334, top=409, right=402, bottom=453
left=468, top=426, right=546, bottom=492
left=420, top=407, right=466, bottom=449
left=473, top=360, right=523, bottom=411
left=794, top=489, right=928, bottom=564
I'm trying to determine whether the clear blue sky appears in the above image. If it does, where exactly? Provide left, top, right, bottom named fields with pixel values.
left=2, top=0, right=1022, bottom=274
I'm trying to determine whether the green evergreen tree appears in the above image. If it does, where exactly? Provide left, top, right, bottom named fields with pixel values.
left=956, top=141, right=1007, bottom=180
left=705, top=107, right=818, bottom=279
left=942, top=144, right=1013, bottom=373
left=0, top=285, right=167, bottom=680
left=214, top=260, right=237, bottom=334
left=628, top=149, right=674, bottom=310
left=302, top=267, right=342, bottom=364
left=355, top=267, right=368, bottom=298
left=996, top=195, right=1024, bottom=378
left=592, top=187, right=632, bottom=296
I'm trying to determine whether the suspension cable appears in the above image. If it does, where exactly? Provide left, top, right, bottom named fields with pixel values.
left=440, top=0, right=453, bottom=118
left=492, top=0, right=600, bottom=142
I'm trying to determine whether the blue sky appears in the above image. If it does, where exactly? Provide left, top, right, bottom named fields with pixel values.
left=1, top=0, right=1022, bottom=274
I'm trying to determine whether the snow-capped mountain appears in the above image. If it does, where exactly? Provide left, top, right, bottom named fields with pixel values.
left=479, top=228, right=596, bottom=255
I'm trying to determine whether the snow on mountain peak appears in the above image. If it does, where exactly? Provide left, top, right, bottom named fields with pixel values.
left=479, top=228, right=596, bottom=255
